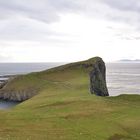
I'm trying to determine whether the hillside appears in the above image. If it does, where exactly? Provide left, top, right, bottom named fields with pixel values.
left=0, top=57, right=139, bottom=140
left=0, top=57, right=108, bottom=101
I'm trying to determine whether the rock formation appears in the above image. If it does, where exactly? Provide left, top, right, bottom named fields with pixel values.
left=90, top=57, right=109, bottom=96
left=0, top=57, right=109, bottom=101
left=0, top=89, right=37, bottom=101
left=0, top=76, right=38, bottom=101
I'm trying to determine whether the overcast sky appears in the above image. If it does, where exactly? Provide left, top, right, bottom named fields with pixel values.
left=0, top=0, right=140, bottom=62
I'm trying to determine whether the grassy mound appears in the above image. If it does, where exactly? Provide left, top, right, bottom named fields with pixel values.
left=0, top=57, right=139, bottom=140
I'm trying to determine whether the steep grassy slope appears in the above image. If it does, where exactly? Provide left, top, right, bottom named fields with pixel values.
left=0, top=57, right=139, bottom=140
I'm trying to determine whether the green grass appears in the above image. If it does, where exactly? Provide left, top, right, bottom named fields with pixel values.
left=0, top=57, right=139, bottom=140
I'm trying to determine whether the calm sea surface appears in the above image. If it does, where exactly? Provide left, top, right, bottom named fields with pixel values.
left=106, top=63, right=140, bottom=96
left=0, top=62, right=140, bottom=109
left=0, top=63, right=63, bottom=76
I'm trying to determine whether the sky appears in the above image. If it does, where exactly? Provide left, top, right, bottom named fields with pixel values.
left=0, top=0, right=140, bottom=62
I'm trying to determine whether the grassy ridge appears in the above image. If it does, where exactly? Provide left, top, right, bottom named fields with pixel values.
left=0, top=57, right=139, bottom=140
left=0, top=57, right=97, bottom=101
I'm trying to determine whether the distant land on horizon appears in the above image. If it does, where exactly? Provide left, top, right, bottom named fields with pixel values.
left=117, top=59, right=140, bottom=62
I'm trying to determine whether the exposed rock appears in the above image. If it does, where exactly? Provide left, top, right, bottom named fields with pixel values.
left=0, top=88, right=38, bottom=102
left=0, top=57, right=109, bottom=101
left=90, top=57, right=109, bottom=96
left=0, top=82, right=7, bottom=89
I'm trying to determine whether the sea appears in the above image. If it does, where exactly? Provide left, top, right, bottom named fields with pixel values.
left=0, top=62, right=140, bottom=109
left=106, top=62, right=140, bottom=96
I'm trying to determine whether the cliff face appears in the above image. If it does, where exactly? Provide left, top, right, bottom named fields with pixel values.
left=0, top=88, right=37, bottom=101
left=90, top=58, right=109, bottom=96
left=0, top=75, right=40, bottom=101
left=0, top=57, right=109, bottom=101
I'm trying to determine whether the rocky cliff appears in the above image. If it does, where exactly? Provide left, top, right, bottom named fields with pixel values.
left=89, top=58, right=109, bottom=96
left=0, top=57, right=109, bottom=101
left=0, top=75, right=40, bottom=101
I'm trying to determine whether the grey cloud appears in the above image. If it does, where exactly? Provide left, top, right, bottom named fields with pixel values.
left=1, top=0, right=140, bottom=42
left=0, top=0, right=81, bottom=23
left=0, top=18, right=51, bottom=41
left=101, top=0, right=140, bottom=25
left=0, top=0, right=139, bottom=25
left=104, top=0, right=140, bottom=12
left=0, top=0, right=83, bottom=41
left=0, top=16, right=73, bottom=43
left=0, top=1, right=140, bottom=20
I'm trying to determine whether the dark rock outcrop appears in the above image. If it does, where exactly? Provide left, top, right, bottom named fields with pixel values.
left=90, top=57, right=109, bottom=96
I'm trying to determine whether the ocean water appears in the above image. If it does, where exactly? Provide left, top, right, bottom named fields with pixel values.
left=0, top=63, right=63, bottom=76
left=106, top=63, right=140, bottom=96
left=0, top=100, right=19, bottom=109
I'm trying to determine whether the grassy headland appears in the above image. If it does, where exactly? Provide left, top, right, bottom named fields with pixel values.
left=0, top=57, right=139, bottom=140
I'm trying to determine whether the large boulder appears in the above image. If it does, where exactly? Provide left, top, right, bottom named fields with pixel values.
left=90, top=57, right=109, bottom=96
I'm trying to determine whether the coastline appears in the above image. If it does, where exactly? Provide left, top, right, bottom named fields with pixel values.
left=0, top=75, right=21, bottom=109
left=0, top=75, right=16, bottom=89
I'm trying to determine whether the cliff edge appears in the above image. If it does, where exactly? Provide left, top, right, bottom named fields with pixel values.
left=0, top=57, right=109, bottom=101
left=89, top=57, right=109, bottom=96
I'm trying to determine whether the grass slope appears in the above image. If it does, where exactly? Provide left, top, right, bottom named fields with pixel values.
left=0, top=57, right=140, bottom=140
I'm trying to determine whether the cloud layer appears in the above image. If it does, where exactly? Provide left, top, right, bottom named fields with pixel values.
left=1, top=0, right=140, bottom=24
left=0, top=0, right=140, bottom=62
